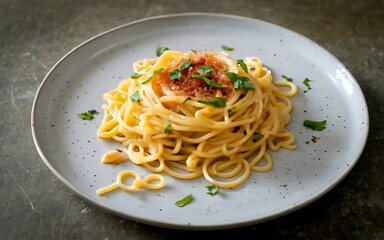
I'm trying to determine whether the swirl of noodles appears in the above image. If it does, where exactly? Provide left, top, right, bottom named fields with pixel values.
left=97, top=49, right=297, bottom=193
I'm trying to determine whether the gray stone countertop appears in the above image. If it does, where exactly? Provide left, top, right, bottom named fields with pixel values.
left=1, top=0, right=383, bottom=239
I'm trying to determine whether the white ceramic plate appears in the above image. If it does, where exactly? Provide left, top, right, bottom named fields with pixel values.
left=31, top=13, right=368, bottom=230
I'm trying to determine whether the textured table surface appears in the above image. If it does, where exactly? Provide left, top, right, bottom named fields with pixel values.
left=1, top=0, right=383, bottom=239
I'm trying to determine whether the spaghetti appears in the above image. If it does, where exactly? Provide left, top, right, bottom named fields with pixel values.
left=97, top=50, right=297, bottom=194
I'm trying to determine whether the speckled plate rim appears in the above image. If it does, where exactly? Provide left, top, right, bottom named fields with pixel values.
left=31, top=12, right=369, bottom=230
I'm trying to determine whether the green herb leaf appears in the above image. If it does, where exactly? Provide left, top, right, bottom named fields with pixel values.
left=156, top=46, right=169, bottom=57
left=303, top=78, right=312, bottom=92
left=182, top=97, right=191, bottom=104
left=197, top=66, right=213, bottom=74
left=88, top=109, right=98, bottom=115
left=131, top=73, right=142, bottom=79
left=175, top=194, right=193, bottom=207
left=77, top=109, right=99, bottom=121
left=233, top=77, right=255, bottom=90
left=253, top=132, right=264, bottom=142
left=225, top=72, right=255, bottom=90
left=303, top=120, right=327, bottom=131
left=225, top=72, right=237, bottom=81
left=198, top=97, right=226, bottom=107
left=142, top=68, right=163, bottom=84
left=192, top=74, right=225, bottom=88
left=164, top=123, right=173, bottom=133
left=130, top=90, right=140, bottom=102
left=206, top=185, right=220, bottom=196
left=180, top=61, right=192, bottom=71
left=169, top=69, right=182, bottom=80
left=237, top=60, right=248, bottom=73
left=222, top=45, right=234, bottom=51
left=282, top=75, right=293, bottom=82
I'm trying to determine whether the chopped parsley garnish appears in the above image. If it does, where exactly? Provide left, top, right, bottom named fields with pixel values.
left=198, top=97, right=226, bottom=107
left=197, top=66, right=213, bottom=74
left=303, top=78, right=312, bottom=92
left=169, top=69, right=182, bottom=80
left=253, top=132, right=264, bottom=142
left=169, top=61, right=192, bottom=81
left=225, top=72, right=255, bottom=90
left=303, top=120, right=327, bottom=131
left=180, top=61, right=192, bottom=71
left=182, top=97, right=191, bottom=104
left=156, top=46, right=169, bottom=57
left=142, top=68, right=163, bottom=84
left=206, top=185, right=220, bottom=196
left=130, top=90, right=140, bottom=102
left=222, top=45, right=234, bottom=51
left=192, top=74, right=225, bottom=88
left=77, top=109, right=99, bottom=120
left=282, top=75, right=293, bottom=82
left=130, top=73, right=142, bottom=79
left=175, top=194, right=193, bottom=207
left=237, top=60, right=248, bottom=73
left=164, top=123, right=173, bottom=133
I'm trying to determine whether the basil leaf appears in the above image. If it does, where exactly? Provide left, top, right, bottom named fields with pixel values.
left=169, top=69, right=182, bottom=80
left=282, top=75, right=293, bottom=82
left=142, top=68, right=163, bottom=84
left=225, top=72, right=237, bottom=82
left=88, top=109, right=98, bottom=115
left=131, top=73, right=142, bottom=79
left=192, top=74, right=225, bottom=88
left=182, top=97, right=191, bottom=104
left=175, top=194, right=193, bottom=207
left=156, top=46, right=169, bottom=57
left=180, top=61, right=192, bottom=71
left=253, top=132, right=264, bottom=142
left=222, top=45, right=234, bottom=51
left=233, top=77, right=255, bottom=90
left=77, top=109, right=99, bottom=121
left=130, top=90, right=140, bottom=102
left=206, top=185, right=219, bottom=196
left=237, top=60, right=248, bottom=73
left=164, top=123, right=173, bottom=133
left=303, top=78, right=312, bottom=92
left=225, top=72, right=255, bottom=90
left=198, top=97, right=226, bottom=107
left=197, top=66, right=213, bottom=74
left=303, top=120, right=327, bottom=131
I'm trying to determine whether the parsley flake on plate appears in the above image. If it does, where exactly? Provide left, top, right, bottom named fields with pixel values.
left=303, top=77, right=312, bottom=92
left=222, top=45, right=234, bottom=51
left=77, top=109, right=99, bottom=120
left=175, top=194, right=193, bottom=207
left=303, top=120, right=327, bottom=131
left=206, top=185, right=220, bottom=196
left=282, top=75, right=293, bottom=82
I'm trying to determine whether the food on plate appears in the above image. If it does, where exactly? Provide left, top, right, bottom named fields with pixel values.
left=96, top=49, right=297, bottom=195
